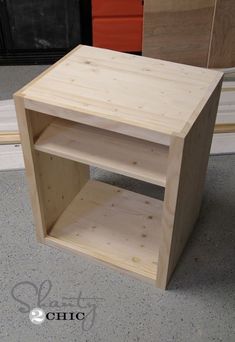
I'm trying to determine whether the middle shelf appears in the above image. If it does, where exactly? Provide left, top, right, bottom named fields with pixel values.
left=34, top=118, right=169, bottom=187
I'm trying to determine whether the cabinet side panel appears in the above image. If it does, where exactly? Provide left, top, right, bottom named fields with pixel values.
left=28, top=111, right=90, bottom=232
left=14, top=98, right=90, bottom=241
left=156, top=135, right=184, bottom=289
left=36, top=151, right=89, bottom=231
left=29, top=110, right=54, bottom=140
left=14, top=96, right=47, bottom=241
left=157, top=80, right=222, bottom=288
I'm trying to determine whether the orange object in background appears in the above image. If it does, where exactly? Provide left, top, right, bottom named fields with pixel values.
left=92, top=0, right=143, bottom=17
left=92, top=0, right=143, bottom=52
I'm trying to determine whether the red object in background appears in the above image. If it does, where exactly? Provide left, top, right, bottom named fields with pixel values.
left=92, top=0, right=143, bottom=52
left=92, top=0, right=143, bottom=17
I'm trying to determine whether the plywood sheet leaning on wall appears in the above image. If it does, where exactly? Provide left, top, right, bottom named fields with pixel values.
left=208, top=0, right=235, bottom=68
left=143, top=0, right=215, bottom=67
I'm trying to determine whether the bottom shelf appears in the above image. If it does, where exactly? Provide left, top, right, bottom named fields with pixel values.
left=46, top=180, right=163, bottom=280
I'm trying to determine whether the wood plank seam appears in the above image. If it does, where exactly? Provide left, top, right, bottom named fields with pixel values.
left=207, top=0, right=218, bottom=68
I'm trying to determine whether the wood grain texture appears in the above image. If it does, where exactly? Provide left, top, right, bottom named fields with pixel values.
left=13, top=102, right=90, bottom=240
left=26, top=110, right=90, bottom=232
left=214, top=123, right=235, bottom=133
left=36, top=151, right=89, bottom=231
left=14, top=45, right=223, bottom=288
left=157, top=80, right=222, bottom=288
left=30, top=111, right=90, bottom=232
left=208, top=0, right=235, bottom=68
left=18, top=45, right=221, bottom=140
left=143, top=0, right=215, bottom=67
left=35, top=118, right=168, bottom=187
left=13, top=96, right=47, bottom=241
left=48, top=180, right=163, bottom=280
left=0, top=132, right=20, bottom=144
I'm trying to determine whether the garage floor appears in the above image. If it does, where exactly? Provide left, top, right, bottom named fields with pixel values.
left=0, top=66, right=235, bottom=342
left=0, top=65, right=48, bottom=101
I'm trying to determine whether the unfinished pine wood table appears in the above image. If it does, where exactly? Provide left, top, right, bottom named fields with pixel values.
left=14, top=45, right=223, bottom=289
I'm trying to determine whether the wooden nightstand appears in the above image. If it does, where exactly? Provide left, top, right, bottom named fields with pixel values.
left=14, top=45, right=223, bottom=289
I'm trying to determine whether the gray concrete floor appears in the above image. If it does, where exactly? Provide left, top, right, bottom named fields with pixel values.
left=0, top=66, right=235, bottom=342
left=0, top=65, right=49, bottom=100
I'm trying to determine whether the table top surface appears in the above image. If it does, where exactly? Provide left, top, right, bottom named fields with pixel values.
left=18, top=45, right=223, bottom=138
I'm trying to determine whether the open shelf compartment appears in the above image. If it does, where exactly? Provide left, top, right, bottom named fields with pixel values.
left=46, top=180, right=163, bottom=280
left=34, top=118, right=169, bottom=187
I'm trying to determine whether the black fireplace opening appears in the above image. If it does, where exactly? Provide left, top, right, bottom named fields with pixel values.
left=0, top=0, right=92, bottom=65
